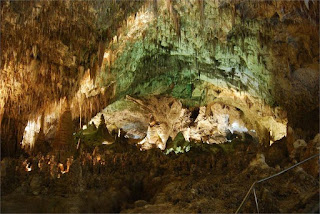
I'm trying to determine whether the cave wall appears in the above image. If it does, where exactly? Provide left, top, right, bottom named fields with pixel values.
left=0, top=0, right=143, bottom=156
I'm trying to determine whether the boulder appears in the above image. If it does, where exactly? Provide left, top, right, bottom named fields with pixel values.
left=249, top=153, right=269, bottom=169
left=265, top=138, right=289, bottom=167
left=29, top=175, right=42, bottom=195
left=293, top=139, right=307, bottom=149
left=134, top=200, right=148, bottom=208
left=300, top=134, right=320, bottom=177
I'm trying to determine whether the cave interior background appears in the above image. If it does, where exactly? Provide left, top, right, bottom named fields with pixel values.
left=0, top=0, right=319, bottom=213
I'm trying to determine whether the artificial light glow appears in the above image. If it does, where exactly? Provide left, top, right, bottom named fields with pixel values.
left=21, top=116, right=42, bottom=149
left=103, top=52, right=110, bottom=59
left=102, top=141, right=113, bottom=145
left=26, top=163, right=32, bottom=172
left=230, top=122, right=248, bottom=134
left=20, top=99, right=66, bottom=151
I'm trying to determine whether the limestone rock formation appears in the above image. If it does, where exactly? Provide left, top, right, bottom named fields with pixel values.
left=96, top=114, right=114, bottom=143
left=53, top=106, right=74, bottom=158
left=0, top=1, right=319, bottom=213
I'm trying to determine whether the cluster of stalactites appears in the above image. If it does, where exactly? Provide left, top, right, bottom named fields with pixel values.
left=0, top=0, right=146, bottom=128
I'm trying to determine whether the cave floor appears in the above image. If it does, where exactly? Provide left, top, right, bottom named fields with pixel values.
left=1, top=141, right=319, bottom=213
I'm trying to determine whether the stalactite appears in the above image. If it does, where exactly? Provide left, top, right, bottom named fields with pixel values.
left=198, top=0, right=205, bottom=28
left=153, top=0, right=158, bottom=16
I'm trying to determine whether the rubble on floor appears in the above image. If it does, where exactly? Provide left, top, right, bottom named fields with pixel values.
left=1, top=133, right=319, bottom=213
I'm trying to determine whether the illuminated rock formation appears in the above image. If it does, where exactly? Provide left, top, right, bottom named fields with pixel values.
left=1, top=1, right=318, bottom=153
left=0, top=1, right=319, bottom=213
